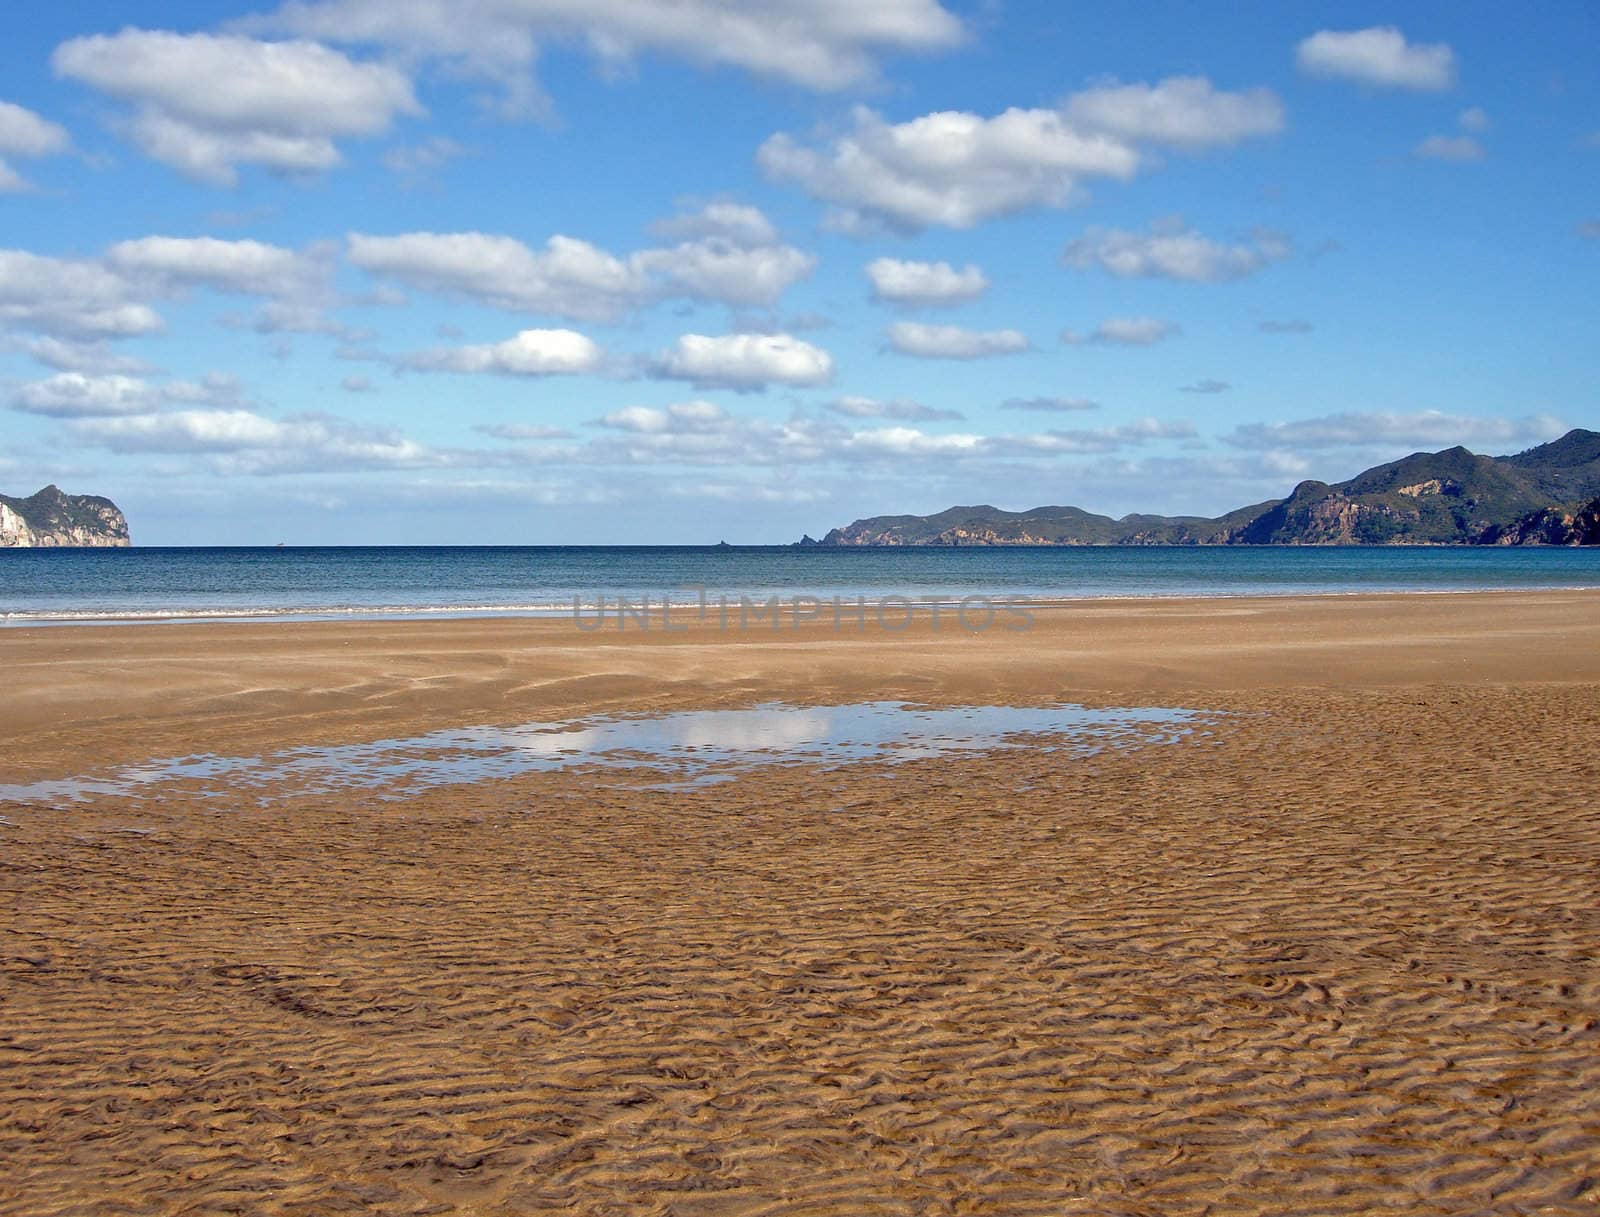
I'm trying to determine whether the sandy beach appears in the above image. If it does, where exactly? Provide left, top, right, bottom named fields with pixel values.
left=4, top=591, right=1600, bottom=1215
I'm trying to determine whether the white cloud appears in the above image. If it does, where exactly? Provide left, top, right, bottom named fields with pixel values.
left=999, top=396, right=1098, bottom=412
left=1578, top=219, right=1600, bottom=240
left=0, top=100, right=71, bottom=157
left=52, top=30, right=420, bottom=184
left=651, top=332, right=834, bottom=390
left=1225, top=410, right=1567, bottom=451
left=3, top=336, right=153, bottom=375
left=8, top=371, right=246, bottom=417
left=1061, top=316, right=1179, bottom=346
left=0, top=100, right=71, bottom=192
left=595, top=401, right=731, bottom=433
left=0, top=249, right=163, bottom=338
left=827, top=395, right=963, bottom=421
left=1180, top=379, right=1230, bottom=394
left=1415, top=134, right=1484, bottom=162
left=1296, top=27, right=1456, bottom=91
left=1458, top=106, right=1489, bottom=133
left=10, top=373, right=156, bottom=417
left=651, top=201, right=777, bottom=246
left=759, top=105, right=1138, bottom=232
left=761, top=76, right=1280, bottom=233
left=245, top=0, right=965, bottom=108
left=67, top=407, right=448, bottom=473
left=843, top=426, right=985, bottom=457
left=991, top=417, right=1197, bottom=455
left=1063, top=76, right=1284, bottom=149
left=865, top=258, right=988, bottom=306
left=349, top=209, right=813, bottom=321
left=408, top=328, right=604, bottom=376
left=1063, top=218, right=1290, bottom=282
left=340, top=375, right=375, bottom=392
left=634, top=238, right=816, bottom=309
left=1259, top=319, right=1313, bottom=334
left=106, top=236, right=330, bottom=298
left=349, top=232, right=643, bottom=321
left=887, top=321, right=1029, bottom=360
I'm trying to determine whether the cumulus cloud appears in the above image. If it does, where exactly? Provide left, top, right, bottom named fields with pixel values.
left=3, top=335, right=152, bottom=375
left=651, top=201, right=778, bottom=246
left=8, top=372, right=241, bottom=417
left=0, top=236, right=339, bottom=345
left=760, top=105, right=1138, bottom=231
left=827, top=395, right=963, bottom=421
left=0, top=100, right=71, bottom=157
left=1180, top=379, right=1231, bottom=394
left=106, top=236, right=330, bottom=298
left=865, top=258, right=988, bottom=307
left=348, top=205, right=813, bottom=321
left=1225, top=410, right=1567, bottom=451
left=1296, top=27, right=1456, bottom=91
left=595, top=401, right=731, bottom=433
left=52, top=30, right=420, bottom=185
left=651, top=332, right=834, bottom=391
left=1259, top=319, right=1313, bottom=334
left=999, top=396, right=1098, bottom=412
left=1061, top=316, right=1180, bottom=346
left=67, top=407, right=449, bottom=473
left=407, top=328, right=604, bottom=376
left=760, top=76, right=1280, bottom=232
left=1062, top=76, right=1283, bottom=149
left=0, top=249, right=163, bottom=339
left=0, top=99, right=72, bottom=193
left=887, top=321, right=1029, bottom=359
left=1063, top=218, right=1290, bottom=282
left=340, top=375, right=375, bottom=392
left=245, top=0, right=966, bottom=107
left=1415, top=134, right=1484, bottom=162
left=348, top=232, right=643, bottom=321
left=1458, top=106, right=1490, bottom=133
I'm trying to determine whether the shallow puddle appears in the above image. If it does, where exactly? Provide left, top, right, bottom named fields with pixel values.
left=0, top=701, right=1204, bottom=807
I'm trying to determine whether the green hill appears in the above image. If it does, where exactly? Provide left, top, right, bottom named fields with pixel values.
left=810, top=429, right=1600, bottom=547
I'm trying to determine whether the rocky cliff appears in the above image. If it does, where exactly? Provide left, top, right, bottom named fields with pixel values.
left=0, top=485, right=131, bottom=547
left=813, top=430, right=1600, bottom=547
left=1482, top=496, right=1600, bottom=546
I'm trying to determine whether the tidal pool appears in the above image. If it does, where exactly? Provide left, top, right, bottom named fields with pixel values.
left=0, top=701, right=1204, bottom=807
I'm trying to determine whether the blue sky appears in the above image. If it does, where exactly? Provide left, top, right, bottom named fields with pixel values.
left=1, top=1, right=1595, bottom=544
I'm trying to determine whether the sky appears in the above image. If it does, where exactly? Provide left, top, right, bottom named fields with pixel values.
left=1, top=1, right=1596, bottom=545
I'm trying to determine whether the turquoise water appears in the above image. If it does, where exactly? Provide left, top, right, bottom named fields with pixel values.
left=2, top=545, right=1599, bottom=624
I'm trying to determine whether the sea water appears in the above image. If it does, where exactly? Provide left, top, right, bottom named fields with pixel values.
left=4, top=545, right=1600, bottom=624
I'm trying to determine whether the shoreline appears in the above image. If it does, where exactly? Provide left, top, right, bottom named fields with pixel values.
left=7, top=579, right=1600, bottom=628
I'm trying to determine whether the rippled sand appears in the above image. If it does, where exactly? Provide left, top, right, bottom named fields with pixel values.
left=3, top=593, right=1599, bottom=1215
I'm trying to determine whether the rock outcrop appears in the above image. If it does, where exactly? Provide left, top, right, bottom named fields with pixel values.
left=1483, top=496, right=1600, bottom=546
left=0, top=486, right=131, bottom=547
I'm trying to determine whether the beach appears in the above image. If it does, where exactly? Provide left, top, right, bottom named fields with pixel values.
left=4, top=590, right=1600, bottom=1214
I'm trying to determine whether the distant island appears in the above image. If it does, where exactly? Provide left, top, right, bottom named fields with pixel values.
left=802, top=429, right=1600, bottom=547
left=0, top=485, right=131, bottom=548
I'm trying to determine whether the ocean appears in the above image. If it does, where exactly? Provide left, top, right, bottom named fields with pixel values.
left=4, top=545, right=1600, bottom=625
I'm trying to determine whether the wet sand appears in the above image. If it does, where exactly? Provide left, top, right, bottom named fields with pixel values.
left=3, top=591, right=1599, bottom=1214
